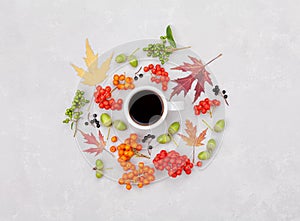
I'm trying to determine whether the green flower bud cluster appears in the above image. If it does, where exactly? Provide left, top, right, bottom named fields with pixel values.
left=63, top=90, right=89, bottom=125
left=143, top=41, right=172, bottom=65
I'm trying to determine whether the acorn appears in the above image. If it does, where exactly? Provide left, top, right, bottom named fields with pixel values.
left=198, top=151, right=211, bottom=160
left=115, top=54, right=127, bottom=63
left=157, top=134, right=171, bottom=144
left=100, top=113, right=112, bottom=127
left=214, top=119, right=225, bottom=132
left=113, top=120, right=127, bottom=131
left=168, top=122, right=180, bottom=135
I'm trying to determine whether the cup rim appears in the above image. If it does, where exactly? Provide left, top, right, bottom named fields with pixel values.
left=124, top=86, right=168, bottom=130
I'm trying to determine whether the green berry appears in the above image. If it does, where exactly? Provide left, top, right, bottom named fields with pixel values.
left=95, top=159, right=104, bottom=170
left=96, top=171, right=103, bottom=179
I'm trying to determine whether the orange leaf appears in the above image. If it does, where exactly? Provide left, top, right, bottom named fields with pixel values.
left=178, top=120, right=207, bottom=146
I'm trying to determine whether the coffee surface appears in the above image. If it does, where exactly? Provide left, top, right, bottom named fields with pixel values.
left=129, top=90, right=163, bottom=125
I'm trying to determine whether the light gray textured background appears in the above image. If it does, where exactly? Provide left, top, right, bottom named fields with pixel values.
left=1, top=0, right=299, bottom=220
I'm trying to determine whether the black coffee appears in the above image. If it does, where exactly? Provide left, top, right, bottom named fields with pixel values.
left=129, top=90, right=163, bottom=126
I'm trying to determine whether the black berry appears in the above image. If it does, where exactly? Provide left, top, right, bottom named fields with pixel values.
left=84, top=122, right=89, bottom=126
left=134, top=76, right=138, bottom=81
left=139, top=74, right=143, bottom=78
left=224, top=95, right=228, bottom=99
left=222, top=90, right=226, bottom=94
left=93, top=114, right=97, bottom=118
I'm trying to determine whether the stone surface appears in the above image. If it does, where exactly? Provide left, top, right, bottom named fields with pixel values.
left=0, top=0, right=299, bottom=220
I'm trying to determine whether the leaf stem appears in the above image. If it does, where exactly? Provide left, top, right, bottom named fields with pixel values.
left=204, top=53, right=222, bottom=67
left=192, top=146, right=195, bottom=163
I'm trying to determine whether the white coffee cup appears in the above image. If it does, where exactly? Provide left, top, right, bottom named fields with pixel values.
left=124, top=86, right=184, bottom=130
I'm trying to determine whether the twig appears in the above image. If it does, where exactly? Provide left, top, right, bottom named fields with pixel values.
left=106, top=126, right=111, bottom=141
left=73, top=120, right=79, bottom=137
left=166, top=46, right=191, bottom=53
left=134, top=66, right=142, bottom=75
left=134, top=150, right=150, bottom=159
left=87, top=112, right=95, bottom=128
left=129, top=48, right=140, bottom=56
left=103, top=147, right=115, bottom=158
left=169, top=134, right=178, bottom=147
left=202, top=119, right=213, bottom=131
left=220, top=93, right=229, bottom=106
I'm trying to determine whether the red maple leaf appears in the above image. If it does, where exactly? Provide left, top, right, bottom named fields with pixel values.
left=170, top=55, right=221, bottom=103
left=79, top=130, right=106, bottom=156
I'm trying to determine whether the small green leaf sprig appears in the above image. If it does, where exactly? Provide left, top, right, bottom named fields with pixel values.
left=63, top=90, right=89, bottom=136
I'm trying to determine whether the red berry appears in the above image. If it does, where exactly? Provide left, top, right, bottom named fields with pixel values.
left=151, top=69, right=156, bottom=74
left=201, top=109, right=207, bottom=114
left=213, top=99, right=220, bottom=106
left=185, top=169, right=192, bottom=175
left=148, top=64, right=154, bottom=69
left=204, top=98, right=209, bottom=103
left=161, top=68, right=165, bottom=72
left=143, top=66, right=149, bottom=72
left=196, top=161, right=202, bottom=167
left=204, top=104, right=210, bottom=110
left=155, top=64, right=161, bottom=70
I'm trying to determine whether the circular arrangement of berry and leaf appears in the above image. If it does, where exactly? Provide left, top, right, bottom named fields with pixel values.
left=63, top=25, right=228, bottom=190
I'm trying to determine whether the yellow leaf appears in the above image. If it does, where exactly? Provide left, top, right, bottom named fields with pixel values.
left=71, top=39, right=113, bottom=86
left=84, top=39, right=98, bottom=68
left=71, top=64, right=86, bottom=77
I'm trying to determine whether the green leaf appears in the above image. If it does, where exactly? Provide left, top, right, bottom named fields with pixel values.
left=166, top=25, right=176, bottom=48
left=71, top=122, right=74, bottom=130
